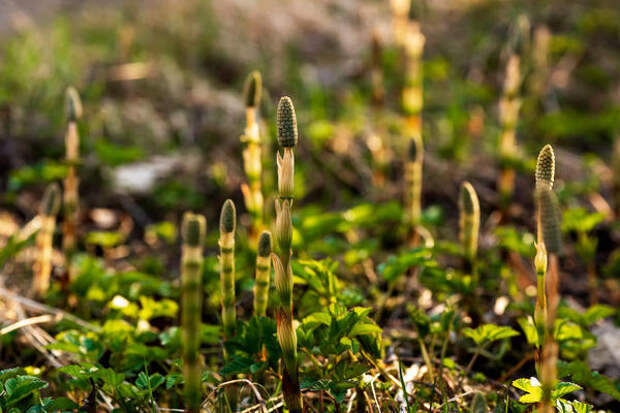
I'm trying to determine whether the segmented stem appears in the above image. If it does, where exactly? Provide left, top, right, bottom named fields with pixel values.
left=273, top=96, right=302, bottom=413
left=219, top=199, right=237, bottom=340
left=241, top=71, right=264, bottom=242
left=402, top=21, right=425, bottom=139
left=459, top=181, right=480, bottom=267
left=253, top=231, right=272, bottom=317
left=405, top=136, right=423, bottom=229
left=181, top=212, right=206, bottom=412
left=534, top=145, right=561, bottom=413
left=497, top=53, right=522, bottom=204
left=34, top=183, right=61, bottom=297
left=63, top=120, right=79, bottom=267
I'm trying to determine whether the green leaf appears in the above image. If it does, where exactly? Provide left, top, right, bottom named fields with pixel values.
left=349, top=321, right=382, bottom=336
left=512, top=377, right=542, bottom=403
left=378, top=248, right=436, bottom=283
left=552, top=382, right=581, bottom=399
left=517, top=317, right=539, bottom=346
left=558, top=361, right=620, bottom=401
left=583, top=305, right=616, bottom=325
left=4, top=376, right=48, bottom=406
left=464, top=324, right=520, bottom=345
left=45, top=397, right=79, bottom=411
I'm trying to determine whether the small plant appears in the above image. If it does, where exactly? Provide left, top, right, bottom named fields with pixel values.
left=497, top=16, right=529, bottom=206
left=459, top=181, right=480, bottom=274
left=240, top=71, right=265, bottom=243
left=390, top=0, right=411, bottom=47
left=62, top=86, right=82, bottom=274
left=219, top=199, right=237, bottom=341
left=180, top=212, right=206, bottom=412
left=253, top=230, right=272, bottom=317
left=402, top=21, right=425, bottom=138
left=613, top=140, right=620, bottom=219
left=534, top=144, right=563, bottom=413
left=405, top=136, right=423, bottom=237
left=272, top=96, right=303, bottom=413
left=33, top=182, right=61, bottom=297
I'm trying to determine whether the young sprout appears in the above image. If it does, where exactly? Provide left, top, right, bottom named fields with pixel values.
left=370, top=29, right=385, bottom=107
left=62, top=86, right=82, bottom=274
left=390, top=0, right=411, bottom=47
left=180, top=212, right=206, bottom=413
left=405, top=136, right=423, bottom=231
left=459, top=181, right=480, bottom=271
left=534, top=144, right=562, bottom=413
left=612, top=140, right=620, bottom=218
left=530, top=25, right=551, bottom=100
left=240, top=71, right=264, bottom=242
left=253, top=231, right=272, bottom=317
left=219, top=199, right=237, bottom=340
left=272, top=96, right=303, bottom=413
left=497, top=17, right=529, bottom=206
left=33, top=183, right=61, bottom=297
left=402, top=21, right=425, bottom=136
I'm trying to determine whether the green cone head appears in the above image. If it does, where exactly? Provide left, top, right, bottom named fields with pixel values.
left=182, top=212, right=206, bottom=247
left=41, top=183, right=61, bottom=216
left=537, top=187, right=562, bottom=254
left=219, top=199, right=236, bottom=234
left=277, top=96, right=298, bottom=148
left=535, top=144, right=555, bottom=190
left=243, top=71, right=262, bottom=108
left=65, top=87, right=83, bottom=121
left=258, top=231, right=272, bottom=257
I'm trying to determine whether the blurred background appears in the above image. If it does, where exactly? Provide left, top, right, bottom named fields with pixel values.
left=0, top=0, right=619, bottom=409
left=0, top=0, right=618, bottom=283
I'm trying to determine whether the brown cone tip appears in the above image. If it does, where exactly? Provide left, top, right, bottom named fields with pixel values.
left=277, top=96, right=298, bottom=148
left=535, top=144, right=555, bottom=189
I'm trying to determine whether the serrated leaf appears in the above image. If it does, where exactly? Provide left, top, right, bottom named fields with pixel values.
left=552, top=381, right=581, bottom=399
left=512, top=377, right=542, bottom=403
left=464, top=324, right=519, bottom=345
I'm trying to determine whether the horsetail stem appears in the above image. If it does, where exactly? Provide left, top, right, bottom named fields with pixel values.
left=534, top=241, right=547, bottom=375
left=497, top=21, right=526, bottom=205
left=62, top=87, right=82, bottom=272
left=534, top=145, right=562, bottom=413
left=273, top=96, right=302, bottom=413
left=402, top=21, right=425, bottom=138
left=459, top=181, right=480, bottom=267
left=405, top=136, right=423, bottom=229
left=33, top=183, right=61, bottom=297
left=241, top=71, right=264, bottom=242
left=219, top=199, right=237, bottom=340
left=390, top=0, right=411, bottom=47
left=612, top=140, right=620, bottom=218
left=253, top=231, right=272, bottom=317
left=180, top=212, right=206, bottom=413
